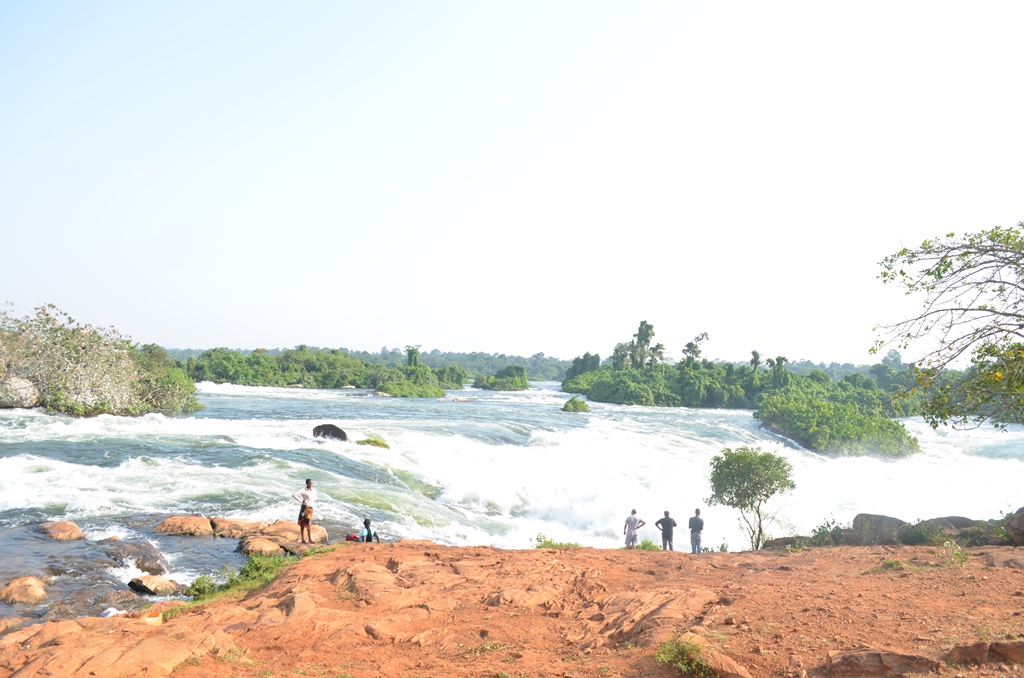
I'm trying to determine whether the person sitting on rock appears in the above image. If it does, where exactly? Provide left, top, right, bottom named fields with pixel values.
left=360, top=518, right=381, bottom=543
left=292, top=478, right=317, bottom=544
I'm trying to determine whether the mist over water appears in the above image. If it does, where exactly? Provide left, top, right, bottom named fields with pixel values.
left=2, top=381, right=1021, bottom=560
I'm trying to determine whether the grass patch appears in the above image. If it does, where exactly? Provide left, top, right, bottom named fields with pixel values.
left=654, top=638, right=716, bottom=677
left=356, top=434, right=390, bottom=449
left=619, top=538, right=661, bottom=551
left=863, top=558, right=916, bottom=575
left=532, top=532, right=581, bottom=549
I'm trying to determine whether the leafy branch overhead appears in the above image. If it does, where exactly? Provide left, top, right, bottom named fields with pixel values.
left=877, top=222, right=1024, bottom=428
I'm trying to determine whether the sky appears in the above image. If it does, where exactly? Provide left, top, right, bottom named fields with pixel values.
left=2, top=2, right=1023, bottom=365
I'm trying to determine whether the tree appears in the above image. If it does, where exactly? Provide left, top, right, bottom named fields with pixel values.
left=405, top=345, right=421, bottom=367
left=876, top=223, right=1024, bottom=428
left=647, top=343, right=666, bottom=370
left=630, top=321, right=655, bottom=369
left=707, top=446, right=795, bottom=550
left=682, top=332, right=709, bottom=363
left=611, top=343, right=631, bottom=371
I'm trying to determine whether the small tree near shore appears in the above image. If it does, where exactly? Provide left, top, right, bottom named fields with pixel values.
left=707, top=446, right=795, bottom=550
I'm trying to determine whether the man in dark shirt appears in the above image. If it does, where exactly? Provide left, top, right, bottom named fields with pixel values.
left=654, top=511, right=677, bottom=551
left=688, top=508, right=704, bottom=554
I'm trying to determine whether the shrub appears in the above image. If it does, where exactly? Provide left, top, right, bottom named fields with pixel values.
left=810, top=518, right=847, bottom=547
left=532, top=533, right=581, bottom=549
left=654, top=639, right=716, bottom=677
left=356, top=434, right=390, bottom=449
left=562, top=396, right=590, bottom=412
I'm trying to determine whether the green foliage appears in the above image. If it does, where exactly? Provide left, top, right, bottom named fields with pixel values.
left=810, top=518, right=847, bottom=547
left=653, top=639, right=716, bottom=678
left=877, top=223, right=1024, bottom=428
left=474, top=365, right=529, bottom=391
left=0, top=305, right=201, bottom=417
left=896, top=520, right=944, bottom=546
left=707, top=446, right=795, bottom=550
left=561, top=396, right=590, bottom=412
left=937, top=540, right=970, bottom=567
left=532, top=533, right=581, bottom=549
left=356, top=434, right=390, bottom=449
left=184, top=574, right=218, bottom=598
left=186, top=547, right=335, bottom=603
left=564, top=352, right=601, bottom=381
left=561, top=367, right=608, bottom=394
left=636, top=538, right=661, bottom=551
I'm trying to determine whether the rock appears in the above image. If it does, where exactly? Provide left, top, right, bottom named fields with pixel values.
left=239, top=537, right=285, bottom=556
left=0, top=576, right=48, bottom=604
left=260, top=519, right=328, bottom=543
left=1006, top=507, right=1024, bottom=546
left=0, top=376, right=40, bottom=408
left=211, top=517, right=268, bottom=538
left=760, top=537, right=805, bottom=550
left=154, top=515, right=214, bottom=536
left=128, top=575, right=181, bottom=596
left=989, top=640, right=1024, bottom=663
left=826, top=649, right=942, bottom=674
left=899, top=518, right=959, bottom=544
left=844, top=514, right=907, bottom=546
left=39, top=520, right=85, bottom=541
left=279, top=593, right=317, bottom=618
left=940, top=516, right=985, bottom=530
left=944, top=641, right=991, bottom=665
left=101, top=540, right=170, bottom=575
left=313, top=424, right=348, bottom=441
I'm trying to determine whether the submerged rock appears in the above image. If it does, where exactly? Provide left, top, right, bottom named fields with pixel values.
left=154, top=515, right=214, bottom=536
left=1, top=576, right=48, bottom=604
left=0, top=376, right=40, bottom=408
left=39, top=520, right=85, bottom=541
left=101, top=539, right=170, bottom=575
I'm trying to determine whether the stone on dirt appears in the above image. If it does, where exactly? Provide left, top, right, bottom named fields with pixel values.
left=0, top=576, right=48, bottom=604
left=1006, top=506, right=1024, bottom=546
left=944, top=640, right=1024, bottom=665
left=154, top=515, right=214, bottom=536
left=39, top=520, right=85, bottom=541
left=826, top=649, right=942, bottom=675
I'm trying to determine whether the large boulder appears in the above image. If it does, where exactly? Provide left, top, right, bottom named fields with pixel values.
left=260, top=519, right=328, bottom=544
left=128, top=575, right=182, bottom=596
left=827, top=649, right=941, bottom=674
left=239, top=537, right=285, bottom=556
left=211, top=517, right=268, bottom=538
left=843, top=514, right=907, bottom=546
left=0, top=376, right=40, bottom=408
left=39, top=521, right=85, bottom=541
left=313, top=424, right=348, bottom=441
left=1006, top=506, right=1024, bottom=546
left=1, top=576, right=48, bottom=604
left=154, top=515, right=214, bottom=536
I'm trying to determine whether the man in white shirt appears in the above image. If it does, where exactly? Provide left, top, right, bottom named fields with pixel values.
left=292, top=478, right=317, bottom=544
left=623, top=509, right=646, bottom=549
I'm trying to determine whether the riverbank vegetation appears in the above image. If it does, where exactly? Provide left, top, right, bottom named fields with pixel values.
left=0, top=305, right=202, bottom=417
left=473, top=365, right=530, bottom=391
left=562, top=322, right=921, bottom=457
left=185, top=345, right=467, bottom=397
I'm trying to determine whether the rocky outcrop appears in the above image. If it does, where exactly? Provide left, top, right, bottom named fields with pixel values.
left=239, top=537, right=285, bottom=556
left=1006, top=506, right=1024, bottom=546
left=211, top=517, right=267, bottom=538
left=128, top=575, right=182, bottom=596
left=944, top=639, right=1024, bottom=664
left=154, top=516, right=214, bottom=536
left=39, top=520, right=85, bottom=541
left=101, top=539, right=170, bottom=575
left=257, top=519, right=328, bottom=544
left=0, top=376, right=40, bottom=408
left=845, top=514, right=907, bottom=546
left=826, top=649, right=942, bottom=675
left=0, top=576, right=47, bottom=604
left=313, top=424, right=348, bottom=441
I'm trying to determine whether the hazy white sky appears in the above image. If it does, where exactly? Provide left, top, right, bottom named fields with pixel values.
left=2, top=2, right=1022, bottom=364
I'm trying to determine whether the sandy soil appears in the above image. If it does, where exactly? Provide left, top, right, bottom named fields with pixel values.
left=2, top=541, right=1023, bottom=678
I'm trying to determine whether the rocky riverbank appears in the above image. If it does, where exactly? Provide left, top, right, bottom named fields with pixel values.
left=2, top=537, right=1024, bottom=677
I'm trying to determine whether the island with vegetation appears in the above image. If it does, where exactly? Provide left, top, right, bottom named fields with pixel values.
left=473, top=365, right=530, bottom=391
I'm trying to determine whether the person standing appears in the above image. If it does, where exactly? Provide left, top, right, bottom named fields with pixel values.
left=623, top=509, right=646, bottom=549
left=655, top=511, right=677, bottom=551
left=292, top=478, right=317, bottom=544
left=360, top=518, right=381, bottom=543
left=689, top=508, right=704, bottom=554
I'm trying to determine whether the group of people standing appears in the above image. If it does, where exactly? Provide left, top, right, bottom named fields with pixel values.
left=623, top=508, right=704, bottom=553
left=291, top=478, right=379, bottom=544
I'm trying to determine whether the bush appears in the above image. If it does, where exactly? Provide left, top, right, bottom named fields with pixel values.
left=654, top=639, right=715, bottom=677
left=475, top=365, right=529, bottom=391
left=810, top=518, right=847, bottom=547
left=562, top=396, right=590, bottom=412
left=532, top=533, right=581, bottom=549
left=356, top=435, right=390, bottom=449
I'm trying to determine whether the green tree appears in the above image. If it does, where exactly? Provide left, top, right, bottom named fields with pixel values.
left=682, top=332, right=709, bottom=363
left=877, top=223, right=1024, bottom=427
left=405, top=345, right=420, bottom=367
left=611, top=342, right=631, bottom=371
left=707, top=446, right=795, bottom=550
left=630, top=321, right=655, bottom=369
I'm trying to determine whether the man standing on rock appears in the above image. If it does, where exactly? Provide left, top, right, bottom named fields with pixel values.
left=623, top=509, right=645, bottom=549
left=689, top=508, right=704, bottom=554
left=292, top=478, right=317, bottom=544
left=655, top=511, right=677, bottom=551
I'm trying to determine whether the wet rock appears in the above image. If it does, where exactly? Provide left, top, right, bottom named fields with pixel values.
left=39, top=521, right=85, bottom=541
left=154, top=515, right=214, bottom=536
left=313, top=423, right=348, bottom=441
left=239, top=537, right=285, bottom=556
left=826, top=649, right=942, bottom=674
left=101, top=540, right=170, bottom=575
left=128, top=575, right=182, bottom=596
left=0, top=376, right=40, bottom=408
left=1006, top=507, right=1024, bottom=546
left=211, top=517, right=268, bottom=539
left=1, top=576, right=48, bottom=604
